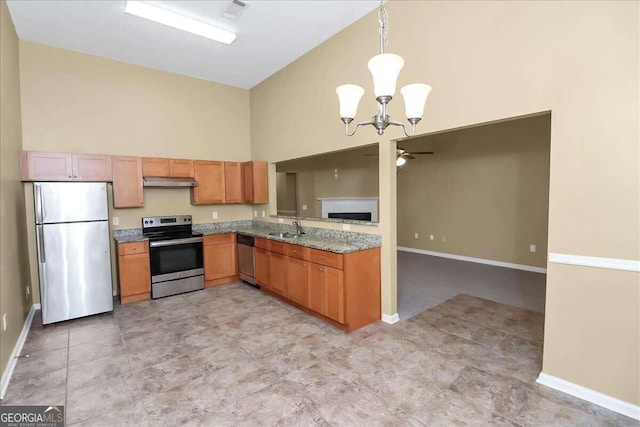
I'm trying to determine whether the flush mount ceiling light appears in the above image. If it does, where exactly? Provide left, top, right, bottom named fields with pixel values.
left=336, top=2, right=431, bottom=137
left=125, top=0, right=237, bottom=45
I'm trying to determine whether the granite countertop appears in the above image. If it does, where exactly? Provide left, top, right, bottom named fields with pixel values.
left=113, top=230, right=147, bottom=244
left=197, top=226, right=379, bottom=254
left=114, top=221, right=381, bottom=254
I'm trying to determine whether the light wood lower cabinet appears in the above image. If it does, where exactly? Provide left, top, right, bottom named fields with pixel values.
left=286, top=257, right=309, bottom=308
left=203, top=234, right=237, bottom=287
left=308, top=262, right=345, bottom=323
left=117, top=241, right=151, bottom=304
left=255, top=247, right=287, bottom=297
left=255, top=238, right=380, bottom=331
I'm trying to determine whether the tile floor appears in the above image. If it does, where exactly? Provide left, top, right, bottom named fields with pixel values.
left=1, top=283, right=637, bottom=426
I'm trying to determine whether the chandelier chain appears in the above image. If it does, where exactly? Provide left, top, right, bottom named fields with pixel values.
left=378, top=2, right=388, bottom=54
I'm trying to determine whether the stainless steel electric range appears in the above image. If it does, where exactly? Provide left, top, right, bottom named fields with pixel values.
left=142, top=215, right=204, bottom=299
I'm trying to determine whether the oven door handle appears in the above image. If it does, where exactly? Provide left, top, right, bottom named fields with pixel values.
left=150, top=237, right=204, bottom=247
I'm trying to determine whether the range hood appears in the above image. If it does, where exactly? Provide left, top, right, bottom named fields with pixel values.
left=143, top=176, right=198, bottom=187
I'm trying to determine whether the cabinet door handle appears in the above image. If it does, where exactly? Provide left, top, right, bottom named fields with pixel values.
left=68, top=175, right=72, bottom=179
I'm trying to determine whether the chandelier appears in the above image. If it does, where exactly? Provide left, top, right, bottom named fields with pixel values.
left=336, top=2, right=432, bottom=137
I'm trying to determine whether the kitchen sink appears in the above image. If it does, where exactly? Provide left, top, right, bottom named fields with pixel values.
left=268, top=231, right=300, bottom=238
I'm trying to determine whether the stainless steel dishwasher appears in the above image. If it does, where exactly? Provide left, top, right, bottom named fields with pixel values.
left=237, top=234, right=257, bottom=287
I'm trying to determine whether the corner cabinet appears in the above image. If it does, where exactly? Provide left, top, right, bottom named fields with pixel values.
left=117, top=241, right=151, bottom=304
left=112, top=156, right=144, bottom=208
left=191, top=160, right=225, bottom=205
left=254, top=238, right=380, bottom=331
left=203, top=233, right=238, bottom=287
left=21, top=151, right=112, bottom=181
left=243, top=161, right=268, bottom=204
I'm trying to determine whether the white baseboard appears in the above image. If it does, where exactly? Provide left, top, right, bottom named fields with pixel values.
left=549, top=253, right=640, bottom=272
left=0, top=304, right=38, bottom=400
left=381, top=313, right=399, bottom=324
left=398, top=246, right=547, bottom=274
left=537, top=372, right=640, bottom=420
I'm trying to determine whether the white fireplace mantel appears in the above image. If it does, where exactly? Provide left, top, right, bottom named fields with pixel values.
left=317, top=197, right=379, bottom=222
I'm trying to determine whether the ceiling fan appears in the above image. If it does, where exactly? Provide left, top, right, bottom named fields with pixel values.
left=363, top=147, right=434, bottom=166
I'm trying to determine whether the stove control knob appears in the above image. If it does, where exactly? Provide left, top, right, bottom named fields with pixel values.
left=149, top=220, right=153, bottom=224
left=144, top=221, right=148, bottom=224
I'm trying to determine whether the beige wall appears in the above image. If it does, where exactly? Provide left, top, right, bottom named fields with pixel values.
left=0, top=0, right=32, bottom=377
left=250, top=1, right=639, bottom=405
left=398, top=113, right=550, bottom=268
left=544, top=264, right=639, bottom=404
left=18, top=41, right=256, bottom=302
left=19, top=41, right=255, bottom=230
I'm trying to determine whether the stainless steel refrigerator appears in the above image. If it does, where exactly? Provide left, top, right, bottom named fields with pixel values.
left=34, top=182, right=114, bottom=324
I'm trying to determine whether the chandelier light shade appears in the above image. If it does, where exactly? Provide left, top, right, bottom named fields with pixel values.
left=368, top=54, right=404, bottom=98
left=401, top=83, right=432, bottom=119
left=336, top=84, right=365, bottom=119
left=337, top=2, right=431, bottom=137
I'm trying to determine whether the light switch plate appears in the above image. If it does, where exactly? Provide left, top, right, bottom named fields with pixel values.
left=302, top=204, right=307, bottom=211
left=253, top=210, right=258, bottom=217
left=261, top=210, right=266, bottom=218
left=112, top=217, right=119, bottom=226
left=212, top=211, right=218, bottom=219
left=278, top=218, right=284, bottom=223
left=530, top=244, right=536, bottom=253
left=342, top=224, right=351, bottom=231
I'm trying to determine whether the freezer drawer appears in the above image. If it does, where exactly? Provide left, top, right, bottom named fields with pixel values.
left=37, top=221, right=113, bottom=324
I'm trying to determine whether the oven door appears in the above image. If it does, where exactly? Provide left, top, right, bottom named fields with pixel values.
left=149, top=238, right=203, bottom=283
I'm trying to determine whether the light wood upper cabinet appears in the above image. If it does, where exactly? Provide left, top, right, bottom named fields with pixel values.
left=142, top=157, right=194, bottom=177
left=243, top=161, right=268, bottom=204
left=112, top=156, right=144, bottom=208
left=73, top=154, right=112, bottom=181
left=170, top=159, right=194, bottom=177
left=142, top=157, right=170, bottom=177
left=224, top=162, right=243, bottom=203
left=190, top=160, right=225, bottom=205
left=21, top=151, right=111, bottom=181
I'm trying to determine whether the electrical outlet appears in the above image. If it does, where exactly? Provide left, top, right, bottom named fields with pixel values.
left=342, top=223, right=351, bottom=231
left=261, top=210, right=265, bottom=218
left=253, top=210, right=257, bottom=218
left=278, top=218, right=284, bottom=223
left=302, top=204, right=307, bottom=211
left=212, top=211, right=218, bottom=219
left=2, top=314, right=6, bottom=331
left=26, top=284, right=30, bottom=297
left=429, top=234, right=434, bottom=241
left=112, top=217, right=119, bottom=226
left=442, top=236, right=447, bottom=242
left=530, top=244, right=536, bottom=253
left=414, top=233, right=419, bottom=239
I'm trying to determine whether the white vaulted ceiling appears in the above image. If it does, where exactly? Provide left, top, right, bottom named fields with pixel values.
left=6, top=0, right=380, bottom=89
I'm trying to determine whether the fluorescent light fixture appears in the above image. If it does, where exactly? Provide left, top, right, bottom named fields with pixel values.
left=125, top=1, right=236, bottom=45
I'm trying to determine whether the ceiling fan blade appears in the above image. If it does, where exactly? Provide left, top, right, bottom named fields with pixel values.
left=412, top=151, right=435, bottom=155
left=403, top=154, right=416, bottom=160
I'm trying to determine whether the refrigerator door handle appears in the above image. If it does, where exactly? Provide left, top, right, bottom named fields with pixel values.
left=37, top=225, right=46, bottom=263
left=35, top=184, right=44, bottom=223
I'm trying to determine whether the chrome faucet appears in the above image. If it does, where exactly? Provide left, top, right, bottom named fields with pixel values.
left=292, top=219, right=303, bottom=236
